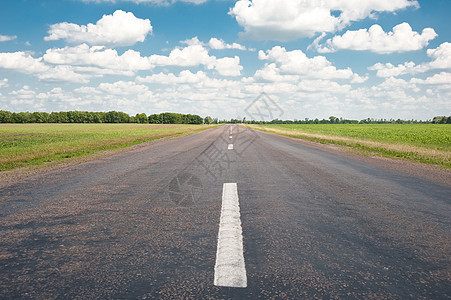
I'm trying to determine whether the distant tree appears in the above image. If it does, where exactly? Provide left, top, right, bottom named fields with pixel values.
left=432, top=116, right=451, bottom=124
left=204, top=116, right=213, bottom=125
left=0, top=110, right=12, bottom=123
left=148, top=114, right=162, bottom=124
left=135, top=113, right=148, bottom=124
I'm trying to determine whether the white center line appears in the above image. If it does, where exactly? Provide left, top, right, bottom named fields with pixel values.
left=228, top=144, right=234, bottom=150
left=214, top=183, right=247, bottom=288
left=229, top=135, right=233, bottom=139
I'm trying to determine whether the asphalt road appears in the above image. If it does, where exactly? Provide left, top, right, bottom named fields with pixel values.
left=1, top=125, right=450, bottom=299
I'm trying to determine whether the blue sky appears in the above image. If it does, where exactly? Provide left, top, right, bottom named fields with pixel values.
left=0, top=0, right=450, bottom=120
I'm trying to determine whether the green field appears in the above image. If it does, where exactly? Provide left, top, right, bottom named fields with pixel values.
left=0, top=123, right=213, bottom=172
left=249, top=124, right=451, bottom=168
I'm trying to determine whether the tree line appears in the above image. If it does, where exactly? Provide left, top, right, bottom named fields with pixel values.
left=220, top=116, right=451, bottom=124
left=1, top=110, right=449, bottom=124
left=0, top=110, right=208, bottom=124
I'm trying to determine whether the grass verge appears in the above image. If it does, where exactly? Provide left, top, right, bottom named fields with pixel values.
left=0, top=123, right=218, bottom=172
left=246, top=124, right=451, bottom=168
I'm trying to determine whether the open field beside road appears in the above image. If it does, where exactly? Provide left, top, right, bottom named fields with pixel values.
left=0, top=123, right=215, bottom=171
left=247, top=124, right=451, bottom=168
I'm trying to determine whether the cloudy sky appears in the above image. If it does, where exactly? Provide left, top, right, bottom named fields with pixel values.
left=0, top=0, right=450, bottom=120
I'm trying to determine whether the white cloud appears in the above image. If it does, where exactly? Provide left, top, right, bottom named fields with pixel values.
left=0, top=51, right=90, bottom=83
left=254, top=63, right=299, bottom=82
left=0, top=52, right=49, bottom=74
left=97, top=81, right=150, bottom=95
left=316, top=23, right=437, bottom=54
left=43, top=44, right=153, bottom=73
left=411, top=72, right=451, bottom=85
left=426, top=42, right=451, bottom=70
left=258, top=46, right=357, bottom=80
left=351, top=74, right=369, bottom=84
left=150, top=45, right=215, bottom=67
left=214, top=56, right=243, bottom=76
left=0, top=78, right=8, bottom=88
left=181, top=36, right=248, bottom=51
left=38, top=65, right=90, bottom=83
left=148, top=45, right=244, bottom=76
left=137, top=70, right=208, bottom=84
left=368, top=61, right=417, bottom=77
left=9, top=85, right=37, bottom=99
left=180, top=36, right=204, bottom=46
left=298, top=79, right=351, bottom=93
left=44, top=10, right=152, bottom=47
left=368, top=42, right=451, bottom=78
left=229, top=0, right=419, bottom=41
left=0, top=35, right=17, bottom=42
left=208, top=38, right=247, bottom=51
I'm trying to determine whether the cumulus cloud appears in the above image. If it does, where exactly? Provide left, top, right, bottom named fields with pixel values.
left=0, top=34, right=17, bottom=42
left=0, top=78, right=9, bottom=88
left=5, top=43, right=243, bottom=82
left=426, top=42, right=451, bottom=70
left=368, top=61, right=417, bottom=77
left=411, top=72, right=451, bottom=85
left=45, top=10, right=152, bottom=47
left=214, top=56, right=243, bottom=76
left=316, top=23, right=437, bottom=54
left=368, top=42, right=451, bottom=78
left=97, top=81, right=150, bottom=95
left=150, top=45, right=215, bottom=67
left=0, top=51, right=90, bottom=83
left=254, top=63, right=299, bottom=82
left=258, top=46, right=357, bottom=80
left=149, top=45, right=244, bottom=76
left=137, top=70, right=208, bottom=84
left=43, top=44, right=153, bottom=73
left=298, top=79, right=351, bottom=93
left=229, top=0, right=419, bottom=41
left=181, top=36, right=248, bottom=51
left=208, top=38, right=247, bottom=51
left=0, top=52, right=49, bottom=74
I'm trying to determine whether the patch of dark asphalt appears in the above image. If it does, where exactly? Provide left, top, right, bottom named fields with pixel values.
left=254, top=129, right=451, bottom=186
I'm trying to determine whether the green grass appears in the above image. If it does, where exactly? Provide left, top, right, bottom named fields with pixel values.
left=0, top=123, right=215, bottom=171
left=248, top=124, right=451, bottom=168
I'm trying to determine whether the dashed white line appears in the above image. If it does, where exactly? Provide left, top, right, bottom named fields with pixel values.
left=228, top=144, right=234, bottom=150
left=229, top=135, right=233, bottom=139
left=214, top=183, right=247, bottom=288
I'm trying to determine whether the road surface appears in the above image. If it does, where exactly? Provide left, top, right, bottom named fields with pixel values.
left=1, top=125, right=450, bottom=299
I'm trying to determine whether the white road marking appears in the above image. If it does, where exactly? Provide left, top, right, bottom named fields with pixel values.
left=229, top=136, right=233, bottom=139
left=214, top=183, right=247, bottom=288
left=228, top=144, right=234, bottom=150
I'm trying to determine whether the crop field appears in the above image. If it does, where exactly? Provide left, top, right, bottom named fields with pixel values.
left=249, top=124, right=451, bottom=168
left=0, top=123, right=213, bottom=171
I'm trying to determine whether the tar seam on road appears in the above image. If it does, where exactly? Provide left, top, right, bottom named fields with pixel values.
left=214, top=183, right=247, bottom=288
left=228, top=144, right=234, bottom=150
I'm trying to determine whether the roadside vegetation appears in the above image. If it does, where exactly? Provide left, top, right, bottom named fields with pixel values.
left=0, top=123, right=214, bottom=171
left=248, top=124, right=451, bottom=168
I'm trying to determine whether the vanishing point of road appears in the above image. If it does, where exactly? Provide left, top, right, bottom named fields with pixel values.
left=1, top=125, right=450, bottom=299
